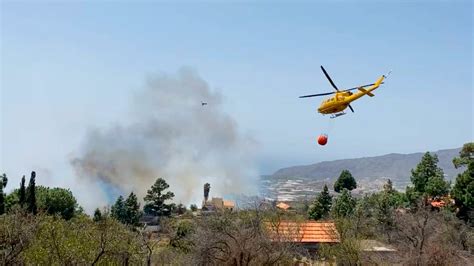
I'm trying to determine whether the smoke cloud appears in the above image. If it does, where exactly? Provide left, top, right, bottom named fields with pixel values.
left=71, top=68, right=258, bottom=207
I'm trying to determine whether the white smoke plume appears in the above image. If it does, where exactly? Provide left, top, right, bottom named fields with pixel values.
left=71, top=68, right=258, bottom=207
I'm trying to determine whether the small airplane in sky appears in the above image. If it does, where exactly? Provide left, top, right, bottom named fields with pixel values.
left=300, top=66, right=388, bottom=118
left=201, top=101, right=208, bottom=106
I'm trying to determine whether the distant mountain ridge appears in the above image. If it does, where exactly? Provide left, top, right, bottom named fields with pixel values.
left=272, top=148, right=462, bottom=182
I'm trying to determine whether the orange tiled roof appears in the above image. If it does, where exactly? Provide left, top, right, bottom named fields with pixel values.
left=430, top=201, right=445, bottom=208
left=266, top=221, right=339, bottom=243
left=276, top=202, right=291, bottom=210
left=223, top=200, right=235, bottom=208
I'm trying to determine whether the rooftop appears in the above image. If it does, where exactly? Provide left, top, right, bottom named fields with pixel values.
left=276, top=202, right=291, bottom=210
left=266, top=221, right=339, bottom=243
left=223, top=200, right=235, bottom=208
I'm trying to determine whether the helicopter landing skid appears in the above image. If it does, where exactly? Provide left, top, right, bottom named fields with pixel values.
left=330, top=112, right=346, bottom=119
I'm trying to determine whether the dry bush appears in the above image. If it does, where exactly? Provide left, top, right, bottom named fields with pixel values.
left=0, top=210, right=39, bottom=264
left=392, top=203, right=474, bottom=265
left=189, top=209, right=303, bottom=265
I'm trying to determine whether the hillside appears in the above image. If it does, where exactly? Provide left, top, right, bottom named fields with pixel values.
left=260, top=148, right=463, bottom=201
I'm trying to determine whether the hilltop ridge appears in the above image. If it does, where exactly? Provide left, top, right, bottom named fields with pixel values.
left=261, top=148, right=463, bottom=201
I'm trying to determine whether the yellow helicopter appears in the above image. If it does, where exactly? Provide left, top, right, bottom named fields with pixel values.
left=300, top=66, right=387, bottom=118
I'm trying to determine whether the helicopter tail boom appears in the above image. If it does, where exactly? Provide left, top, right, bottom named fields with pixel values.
left=357, top=87, right=375, bottom=97
left=346, top=75, right=385, bottom=102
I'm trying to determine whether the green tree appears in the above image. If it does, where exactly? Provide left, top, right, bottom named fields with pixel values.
left=19, top=175, right=26, bottom=208
left=410, top=152, right=445, bottom=195
left=332, top=189, right=356, bottom=218
left=334, top=170, right=357, bottom=193
left=5, top=186, right=80, bottom=219
left=405, top=186, right=420, bottom=206
left=308, top=184, right=333, bottom=220
left=0, top=179, right=4, bottom=215
left=190, top=204, right=198, bottom=212
left=26, top=171, right=37, bottom=215
left=0, top=173, right=7, bottom=214
left=308, top=200, right=325, bottom=220
left=170, top=220, right=195, bottom=253
left=21, top=213, right=144, bottom=264
left=381, top=179, right=407, bottom=207
left=4, top=192, right=19, bottom=213
left=93, top=208, right=103, bottom=222
left=111, top=196, right=126, bottom=223
left=375, top=183, right=397, bottom=242
left=174, top=203, right=186, bottom=215
left=453, top=142, right=474, bottom=168
left=36, top=187, right=78, bottom=220
left=383, top=179, right=394, bottom=193
left=204, top=183, right=210, bottom=202
left=451, top=161, right=474, bottom=224
left=1, top=173, right=7, bottom=188
left=425, top=176, right=450, bottom=198
left=143, top=178, right=175, bottom=217
left=124, top=192, right=141, bottom=226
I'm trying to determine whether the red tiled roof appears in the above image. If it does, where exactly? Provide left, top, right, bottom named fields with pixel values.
left=223, top=200, right=235, bottom=208
left=430, top=201, right=445, bottom=208
left=266, top=221, right=339, bottom=243
left=276, top=202, right=291, bottom=210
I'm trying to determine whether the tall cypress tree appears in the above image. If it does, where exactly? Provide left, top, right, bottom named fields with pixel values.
left=26, top=171, right=37, bottom=215
left=19, top=175, right=26, bottom=208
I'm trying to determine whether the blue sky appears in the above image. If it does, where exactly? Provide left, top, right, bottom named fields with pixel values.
left=1, top=1, right=472, bottom=190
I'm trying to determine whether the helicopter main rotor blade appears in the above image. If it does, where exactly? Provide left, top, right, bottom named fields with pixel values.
left=320, top=66, right=339, bottom=91
left=348, top=104, right=355, bottom=113
left=299, top=91, right=336, bottom=98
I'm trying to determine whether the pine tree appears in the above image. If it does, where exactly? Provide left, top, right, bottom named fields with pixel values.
left=319, top=185, right=333, bottom=214
left=332, top=189, right=356, bottom=218
left=425, top=176, right=450, bottom=198
left=19, top=175, right=26, bottom=208
left=452, top=161, right=474, bottom=224
left=383, top=179, right=394, bottom=194
left=1, top=173, right=7, bottom=188
left=111, top=195, right=126, bottom=223
left=143, top=178, right=175, bottom=216
left=376, top=188, right=396, bottom=242
left=26, top=171, right=37, bottom=215
left=334, top=170, right=357, bottom=193
left=0, top=174, right=7, bottom=215
left=93, top=208, right=103, bottom=222
left=410, top=152, right=445, bottom=194
left=125, top=192, right=141, bottom=226
left=308, top=185, right=333, bottom=220
left=175, top=203, right=186, bottom=215
left=453, top=142, right=474, bottom=168
left=0, top=179, right=4, bottom=215
left=308, top=200, right=325, bottom=220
